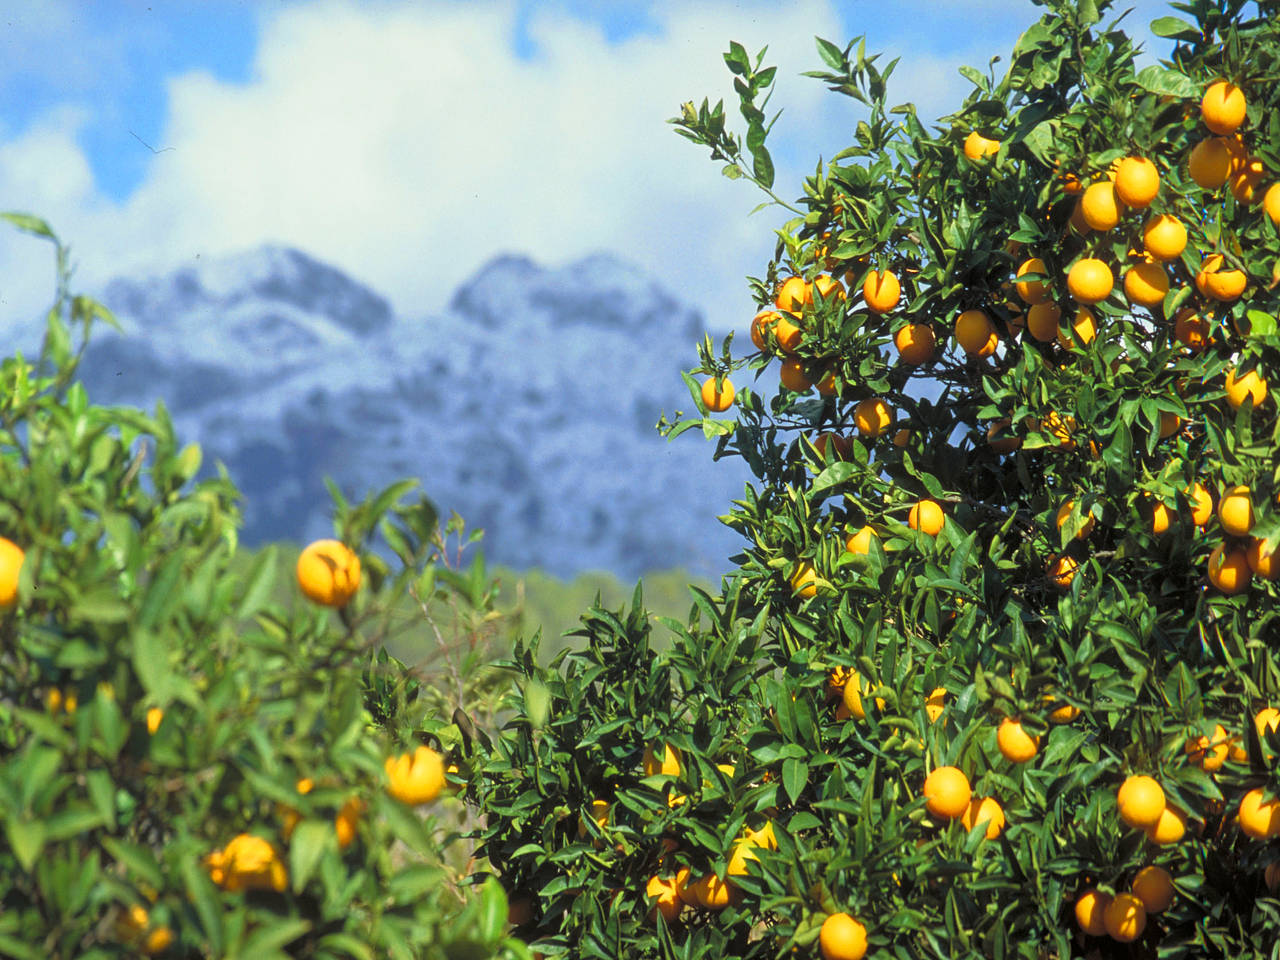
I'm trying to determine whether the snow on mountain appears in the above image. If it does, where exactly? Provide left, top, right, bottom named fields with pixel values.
left=67, top=245, right=751, bottom=579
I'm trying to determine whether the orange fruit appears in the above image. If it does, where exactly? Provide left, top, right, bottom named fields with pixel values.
left=1056, top=500, right=1096, bottom=540
left=1224, top=366, right=1268, bottom=409
left=1058, top=307, right=1096, bottom=349
left=1265, top=182, right=1280, bottom=226
left=779, top=359, right=813, bottom=392
left=775, top=276, right=811, bottom=313
left=1248, top=537, right=1277, bottom=579
left=961, top=796, right=1006, bottom=839
left=1047, top=554, right=1078, bottom=590
left=908, top=499, right=945, bottom=536
left=1068, top=198, right=1091, bottom=234
left=1173, top=309, right=1209, bottom=352
left=1132, top=865, right=1174, bottom=913
left=646, top=875, right=681, bottom=924
left=892, top=428, right=910, bottom=447
left=1195, top=254, right=1246, bottom=302
left=1142, top=214, right=1187, bottom=261
left=1228, top=155, right=1265, bottom=203
left=701, top=377, right=735, bottom=412
left=964, top=130, right=999, bottom=161
left=1117, top=775, right=1165, bottom=829
left=146, top=707, right=164, bottom=736
left=986, top=418, right=1022, bottom=453
left=1015, top=257, right=1051, bottom=304
left=1202, top=80, right=1247, bottom=134
left=296, top=539, right=361, bottom=607
left=1186, top=724, right=1229, bottom=772
left=334, top=796, right=362, bottom=849
left=1240, top=788, right=1280, bottom=839
left=1257, top=707, right=1280, bottom=740
left=772, top=313, right=803, bottom=352
left=819, top=912, right=868, bottom=960
left=845, top=526, right=877, bottom=555
left=0, top=537, right=24, bottom=608
left=142, top=926, right=174, bottom=955
left=385, top=745, right=446, bottom=805
left=1080, top=181, right=1123, bottom=230
left=577, top=798, right=611, bottom=841
left=749, top=309, right=780, bottom=350
left=1145, top=804, right=1187, bottom=845
left=925, top=687, right=946, bottom=723
left=790, top=562, right=818, bottom=598
left=1218, top=485, right=1254, bottom=536
left=1025, top=302, right=1061, bottom=342
left=841, top=671, right=884, bottom=720
left=863, top=270, right=901, bottom=313
left=1067, top=258, right=1113, bottom=304
left=1150, top=499, right=1173, bottom=535
left=1103, top=892, right=1147, bottom=943
left=1185, top=483, right=1213, bottom=526
left=817, top=372, right=838, bottom=397
left=1075, top=889, right=1111, bottom=936
left=643, top=742, right=682, bottom=777
left=955, top=309, right=998, bottom=357
left=1207, top=543, right=1251, bottom=595
left=1114, top=157, right=1159, bottom=208
left=997, top=718, right=1039, bottom=763
left=923, top=766, right=971, bottom=819
left=895, top=323, right=936, bottom=364
left=1188, top=136, right=1232, bottom=188
left=1044, top=694, right=1079, bottom=724
left=1158, top=411, right=1181, bottom=439
left=814, top=433, right=852, bottom=461
left=1041, top=410, right=1076, bottom=448
left=1124, top=260, right=1169, bottom=309
left=813, top=273, right=846, bottom=302
left=854, top=397, right=894, bottom=438
left=691, top=873, right=733, bottom=910
left=1061, top=171, right=1083, bottom=195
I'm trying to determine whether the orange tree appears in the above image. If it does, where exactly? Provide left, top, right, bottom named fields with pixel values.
left=0, top=215, right=529, bottom=958
left=471, top=1, right=1280, bottom=957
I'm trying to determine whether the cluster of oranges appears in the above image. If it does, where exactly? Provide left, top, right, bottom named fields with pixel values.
left=114, top=903, right=175, bottom=956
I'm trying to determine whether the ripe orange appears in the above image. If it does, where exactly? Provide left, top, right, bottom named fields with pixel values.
left=1150, top=499, right=1173, bottom=535
left=863, top=270, right=901, bottom=313
left=0, top=537, right=24, bottom=608
left=1185, top=483, right=1213, bottom=526
left=1080, top=181, right=1123, bottom=230
left=892, top=427, right=910, bottom=447
left=1265, top=182, right=1280, bottom=226
left=1067, top=258, right=1113, bottom=304
left=1075, top=889, right=1111, bottom=936
left=643, top=742, right=682, bottom=777
left=146, top=706, right=164, bottom=735
left=1132, top=865, right=1174, bottom=913
left=1015, top=257, right=1051, bottom=304
left=790, top=562, right=818, bottom=598
left=986, top=418, right=1022, bottom=453
left=646, top=875, right=681, bottom=923
left=1207, top=543, right=1251, bottom=595
left=1068, top=198, right=1091, bottom=234
left=1224, top=366, right=1268, bottom=409
left=1202, top=80, right=1247, bottom=134
left=1142, top=214, right=1186, bottom=261
left=961, top=796, right=1006, bottom=839
left=1186, top=723, right=1229, bottom=771
left=925, top=686, right=946, bottom=723
left=750, top=309, right=781, bottom=351
left=923, top=766, right=971, bottom=819
left=1047, top=554, right=1078, bottom=590
left=1248, top=537, right=1277, bottom=579
left=997, top=718, right=1038, bottom=763
left=819, top=912, right=868, bottom=960
left=1025, top=302, right=1061, bottom=342
left=814, top=433, right=852, bottom=461
left=895, top=323, right=936, bottom=364
left=691, top=873, right=733, bottom=910
left=1117, top=775, right=1165, bottom=829
left=1256, top=707, right=1280, bottom=740
left=1239, top=788, right=1280, bottom=839
left=1056, top=500, right=1096, bottom=540
left=1158, top=411, right=1181, bottom=439
left=816, top=372, right=838, bottom=397
left=1188, top=136, right=1232, bottom=188
left=775, top=276, right=811, bottom=313
left=1145, top=804, right=1187, bottom=845
left=1218, top=485, right=1254, bottom=536
left=779, top=359, right=813, bottom=392
left=1195, top=254, right=1246, bottom=301
left=1044, top=694, right=1079, bottom=724
left=854, top=397, right=894, bottom=438
left=142, top=927, right=174, bottom=955
left=841, top=671, right=884, bottom=720
left=845, top=525, right=877, bottom=555
left=813, top=273, right=846, bottom=302
left=1123, top=260, right=1169, bottom=309
left=1173, top=309, right=1209, bottom=352
left=296, top=539, right=361, bottom=607
left=772, top=313, right=803, bottom=352
left=908, top=499, right=945, bottom=536
left=1228, top=155, right=1265, bottom=203
left=334, top=796, right=362, bottom=849
left=1058, top=307, right=1096, bottom=349
left=701, top=377, right=735, bottom=412
left=1114, top=157, right=1159, bottom=208
left=385, top=745, right=446, bottom=805
left=955, top=309, right=998, bottom=357
left=964, top=130, right=1000, bottom=161
left=1103, top=892, right=1147, bottom=943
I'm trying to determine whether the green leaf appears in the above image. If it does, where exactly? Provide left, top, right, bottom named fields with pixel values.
left=288, top=820, right=330, bottom=893
left=235, top=544, right=279, bottom=620
left=1149, top=16, right=1200, bottom=41
left=782, top=757, right=808, bottom=805
left=476, top=876, right=508, bottom=944
left=1134, top=65, right=1196, bottom=98
left=815, top=37, right=845, bottom=71
left=1, top=212, right=56, bottom=240
left=241, top=918, right=311, bottom=956
left=5, top=817, right=45, bottom=871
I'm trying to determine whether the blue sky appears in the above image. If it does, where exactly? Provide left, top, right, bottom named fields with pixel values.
left=0, top=0, right=1176, bottom=328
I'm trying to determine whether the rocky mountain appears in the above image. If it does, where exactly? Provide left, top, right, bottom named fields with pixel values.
left=57, top=245, right=750, bottom=579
